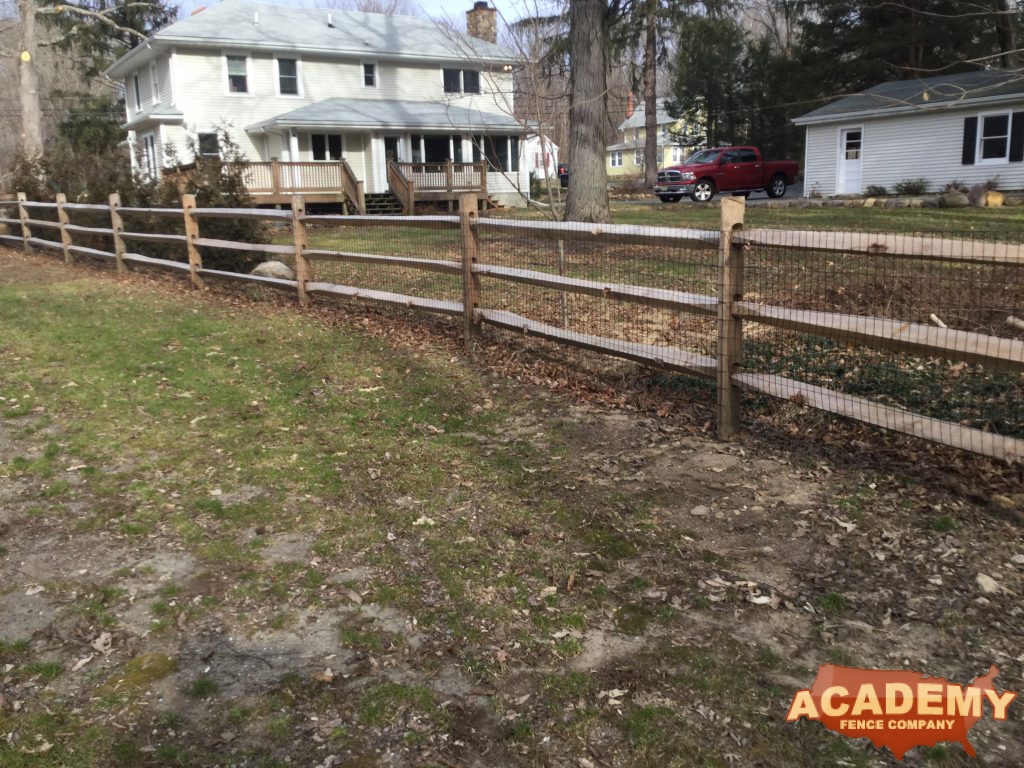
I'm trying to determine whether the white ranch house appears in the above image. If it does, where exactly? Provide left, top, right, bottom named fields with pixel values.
left=106, top=0, right=530, bottom=211
left=793, top=70, right=1024, bottom=197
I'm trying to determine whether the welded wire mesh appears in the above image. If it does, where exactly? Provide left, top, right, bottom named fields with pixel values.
left=305, top=219, right=463, bottom=305
left=738, top=229, right=1024, bottom=459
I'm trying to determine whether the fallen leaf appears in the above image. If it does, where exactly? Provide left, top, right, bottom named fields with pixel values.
left=91, top=632, right=113, bottom=656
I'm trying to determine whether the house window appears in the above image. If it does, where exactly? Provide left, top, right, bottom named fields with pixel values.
left=474, top=135, right=518, bottom=172
left=311, top=134, right=343, bottom=161
left=197, top=133, right=220, bottom=158
left=226, top=55, right=249, bottom=94
left=363, top=62, right=376, bottom=88
left=610, top=151, right=623, bottom=168
left=844, top=130, right=862, bottom=160
left=671, top=146, right=681, bottom=163
left=141, top=133, right=157, bottom=177
left=443, top=68, right=480, bottom=94
left=979, top=112, right=1010, bottom=162
left=634, top=150, right=643, bottom=165
left=150, top=62, right=160, bottom=105
left=133, top=74, right=142, bottom=110
left=278, top=58, right=299, bottom=95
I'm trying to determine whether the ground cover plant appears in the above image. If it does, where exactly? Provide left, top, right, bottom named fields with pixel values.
left=0, top=248, right=1022, bottom=767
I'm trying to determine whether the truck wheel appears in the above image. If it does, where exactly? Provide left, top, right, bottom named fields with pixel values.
left=690, top=179, right=715, bottom=202
left=767, top=174, right=787, bottom=198
left=658, top=194, right=681, bottom=203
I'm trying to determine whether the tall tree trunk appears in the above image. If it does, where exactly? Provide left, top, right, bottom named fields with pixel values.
left=642, top=2, right=658, bottom=188
left=565, top=0, right=611, bottom=223
left=18, top=0, right=43, bottom=158
left=994, top=0, right=1018, bottom=68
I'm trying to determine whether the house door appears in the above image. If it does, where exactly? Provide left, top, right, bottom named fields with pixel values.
left=837, top=128, right=862, bottom=194
left=382, top=135, right=402, bottom=191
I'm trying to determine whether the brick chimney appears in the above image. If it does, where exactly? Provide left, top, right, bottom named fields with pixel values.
left=466, top=1, right=497, bottom=44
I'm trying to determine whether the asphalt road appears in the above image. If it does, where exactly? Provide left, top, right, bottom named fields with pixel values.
left=617, top=179, right=805, bottom=206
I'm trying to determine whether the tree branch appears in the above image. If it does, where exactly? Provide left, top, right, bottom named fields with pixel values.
left=36, top=3, right=156, bottom=41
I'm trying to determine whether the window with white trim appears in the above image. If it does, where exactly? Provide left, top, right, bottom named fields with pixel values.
left=609, top=151, right=623, bottom=168
left=471, top=135, right=519, bottom=172
left=443, top=68, right=481, bottom=94
left=979, top=112, right=1010, bottom=163
left=141, top=133, right=157, bottom=177
left=363, top=62, right=376, bottom=88
left=150, top=62, right=160, bottom=105
left=226, top=55, right=250, bottom=94
left=197, top=133, right=220, bottom=158
left=133, top=74, right=142, bottom=110
left=634, top=149, right=643, bottom=165
left=671, top=146, right=681, bottom=163
left=278, top=58, right=299, bottom=95
left=311, top=134, right=343, bottom=161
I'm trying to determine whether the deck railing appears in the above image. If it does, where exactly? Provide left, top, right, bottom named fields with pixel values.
left=392, top=161, right=487, bottom=195
left=231, top=161, right=365, bottom=213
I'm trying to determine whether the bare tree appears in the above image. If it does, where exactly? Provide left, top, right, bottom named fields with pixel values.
left=324, top=0, right=418, bottom=15
left=565, top=0, right=612, bottom=223
left=17, top=0, right=41, bottom=157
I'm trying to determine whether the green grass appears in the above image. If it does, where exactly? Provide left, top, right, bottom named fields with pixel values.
left=606, top=200, right=1024, bottom=234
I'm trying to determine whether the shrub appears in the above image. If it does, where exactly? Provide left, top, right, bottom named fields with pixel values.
left=967, top=183, right=987, bottom=207
left=864, top=184, right=888, bottom=196
left=893, top=178, right=928, bottom=195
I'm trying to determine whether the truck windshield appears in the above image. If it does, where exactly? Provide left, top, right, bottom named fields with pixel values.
left=684, top=150, right=722, bottom=164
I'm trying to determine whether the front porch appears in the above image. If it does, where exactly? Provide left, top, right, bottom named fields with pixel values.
left=236, top=160, right=493, bottom=214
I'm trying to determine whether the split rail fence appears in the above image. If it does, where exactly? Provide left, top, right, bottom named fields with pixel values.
left=1, top=191, right=1022, bottom=463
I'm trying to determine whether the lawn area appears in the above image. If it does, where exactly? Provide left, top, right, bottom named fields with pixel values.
left=1, top=249, right=1022, bottom=767
left=606, top=200, right=1024, bottom=234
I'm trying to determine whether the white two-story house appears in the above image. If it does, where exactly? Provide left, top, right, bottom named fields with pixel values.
left=106, top=0, right=529, bottom=208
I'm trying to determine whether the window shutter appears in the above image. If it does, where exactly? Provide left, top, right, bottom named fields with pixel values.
left=1010, top=112, right=1024, bottom=162
left=962, top=116, right=978, bottom=165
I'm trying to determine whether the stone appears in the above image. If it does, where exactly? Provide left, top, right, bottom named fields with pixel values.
left=251, top=260, right=295, bottom=280
left=988, top=493, right=1024, bottom=525
left=922, top=197, right=941, bottom=208
left=907, top=198, right=924, bottom=208
left=976, top=573, right=1000, bottom=594
left=1002, top=193, right=1024, bottom=206
left=1011, top=554, right=1024, bottom=566
left=986, top=190, right=1005, bottom=207
left=0, top=223, right=9, bottom=236
left=939, top=191, right=969, bottom=208
left=862, top=197, right=876, bottom=208
left=689, top=505, right=710, bottom=517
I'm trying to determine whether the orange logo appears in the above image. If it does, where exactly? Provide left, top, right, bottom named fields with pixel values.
left=786, top=664, right=1017, bottom=760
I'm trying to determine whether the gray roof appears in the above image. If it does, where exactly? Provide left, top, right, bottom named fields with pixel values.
left=123, top=106, right=184, bottom=130
left=618, top=106, right=677, bottom=131
left=793, top=69, right=1024, bottom=125
left=108, top=0, right=515, bottom=78
left=249, top=98, right=524, bottom=132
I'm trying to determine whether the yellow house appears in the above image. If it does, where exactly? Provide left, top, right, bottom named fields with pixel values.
left=606, top=106, right=689, bottom=179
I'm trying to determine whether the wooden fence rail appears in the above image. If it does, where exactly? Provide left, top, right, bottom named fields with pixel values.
left=2, top=192, right=1022, bottom=463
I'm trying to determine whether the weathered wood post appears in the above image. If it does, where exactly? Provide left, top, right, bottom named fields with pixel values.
left=108, top=192, right=127, bottom=274
left=355, top=180, right=366, bottom=215
left=16, top=192, right=31, bottom=253
left=459, top=192, right=482, bottom=350
left=291, top=195, right=311, bottom=307
left=717, top=196, right=746, bottom=438
left=271, top=159, right=282, bottom=196
left=181, top=193, right=204, bottom=289
left=55, top=192, right=73, bottom=264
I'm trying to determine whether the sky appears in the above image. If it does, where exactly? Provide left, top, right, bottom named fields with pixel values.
left=176, top=0, right=562, bottom=30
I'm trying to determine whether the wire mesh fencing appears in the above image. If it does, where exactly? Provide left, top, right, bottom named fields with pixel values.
left=5, top=191, right=1023, bottom=467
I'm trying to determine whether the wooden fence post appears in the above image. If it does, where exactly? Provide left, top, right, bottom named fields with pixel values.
left=717, top=196, right=746, bottom=439
left=108, top=192, right=127, bottom=274
left=55, top=192, right=73, bottom=264
left=291, top=195, right=311, bottom=306
left=16, top=192, right=31, bottom=254
left=181, top=193, right=204, bottom=289
left=459, top=192, right=482, bottom=350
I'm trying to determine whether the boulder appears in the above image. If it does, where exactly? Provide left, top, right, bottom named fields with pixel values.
left=1002, top=193, right=1024, bottom=206
left=922, top=197, right=941, bottom=208
left=251, top=260, right=295, bottom=280
left=986, top=190, right=1005, bottom=207
left=939, top=191, right=969, bottom=208
left=862, top=197, right=876, bottom=208
left=907, top=198, right=924, bottom=208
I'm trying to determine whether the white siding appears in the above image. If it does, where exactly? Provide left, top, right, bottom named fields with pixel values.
left=802, top=124, right=838, bottom=197
left=803, top=103, right=1024, bottom=196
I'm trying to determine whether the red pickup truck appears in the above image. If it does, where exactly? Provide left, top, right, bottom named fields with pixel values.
left=652, top=146, right=799, bottom=203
